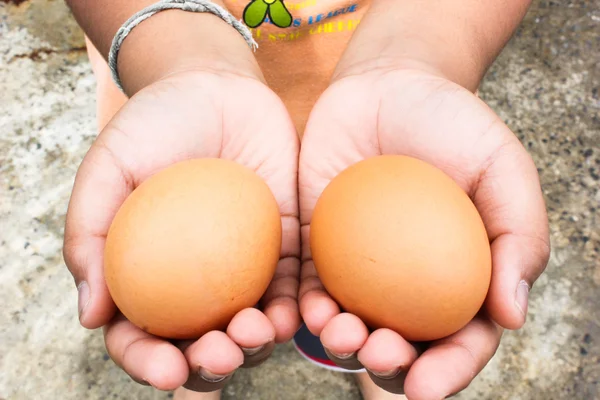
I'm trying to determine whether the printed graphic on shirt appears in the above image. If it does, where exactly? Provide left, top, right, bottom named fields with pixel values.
left=243, top=0, right=293, bottom=28
left=247, top=2, right=362, bottom=42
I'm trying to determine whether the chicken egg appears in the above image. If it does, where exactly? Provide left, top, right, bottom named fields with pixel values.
left=310, top=155, right=491, bottom=342
left=104, top=158, right=281, bottom=339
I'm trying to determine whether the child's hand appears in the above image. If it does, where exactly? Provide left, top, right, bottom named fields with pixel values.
left=299, top=68, right=550, bottom=398
left=63, top=70, right=300, bottom=392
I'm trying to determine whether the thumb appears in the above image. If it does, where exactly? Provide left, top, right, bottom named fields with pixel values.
left=474, top=136, right=550, bottom=330
left=63, top=139, right=133, bottom=328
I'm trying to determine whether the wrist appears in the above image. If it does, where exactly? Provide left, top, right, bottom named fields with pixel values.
left=332, top=9, right=487, bottom=91
left=334, top=0, right=532, bottom=92
left=117, top=8, right=263, bottom=95
left=332, top=51, right=470, bottom=91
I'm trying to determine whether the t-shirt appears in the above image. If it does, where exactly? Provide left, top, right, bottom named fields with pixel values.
left=224, top=0, right=371, bottom=133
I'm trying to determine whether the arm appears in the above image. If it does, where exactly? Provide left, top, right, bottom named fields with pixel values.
left=299, top=2, right=549, bottom=397
left=66, top=0, right=262, bottom=94
left=334, top=0, right=532, bottom=91
left=63, top=1, right=301, bottom=394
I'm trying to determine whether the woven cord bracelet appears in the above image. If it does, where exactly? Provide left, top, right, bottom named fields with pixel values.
left=108, top=0, right=258, bottom=92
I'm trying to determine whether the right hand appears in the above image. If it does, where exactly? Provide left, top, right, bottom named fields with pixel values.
left=63, top=68, right=300, bottom=392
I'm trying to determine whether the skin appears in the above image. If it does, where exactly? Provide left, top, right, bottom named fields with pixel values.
left=299, top=67, right=549, bottom=399
left=299, top=0, right=549, bottom=398
left=63, top=0, right=550, bottom=399
left=63, top=3, right=300, bottom=394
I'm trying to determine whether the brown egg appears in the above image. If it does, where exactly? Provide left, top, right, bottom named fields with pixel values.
left=104, top=159, right=281, bottom=339
left=310, top=155, right=491, bottom=342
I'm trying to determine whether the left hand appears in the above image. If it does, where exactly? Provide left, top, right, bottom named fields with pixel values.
left=298, top=67, right=550, bottom=399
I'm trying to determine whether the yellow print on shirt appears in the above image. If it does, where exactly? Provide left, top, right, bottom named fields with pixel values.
left=250, top=19, right=361, bottom=42
left=286, top=0, right=317, bottom=10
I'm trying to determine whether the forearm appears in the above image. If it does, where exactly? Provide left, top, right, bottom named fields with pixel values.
left=335, top=0, right=532, bottom=91
left=66, top=0, right=262, bottom=94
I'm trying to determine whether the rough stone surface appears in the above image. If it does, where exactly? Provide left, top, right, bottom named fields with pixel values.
left=1, top=1, right=598, bottom=399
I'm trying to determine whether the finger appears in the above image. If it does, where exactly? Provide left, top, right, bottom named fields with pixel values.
left=474, top=137, right=550, bottom=330
left=298, top=88, right=379, bottom=335
left=63, top=142, right=133, bottom=329
left=260, top=256, right=300, bottom=343
left=357, top=329, right=420, bottom=394
left=260, top=218, right=301, bottom=343
left=299, top=184, right=343, bottom=336
left=103, top=314, right=188, bottom=390
left=404, top=315, right=503, bottom=400
left=220, top=87, right=302, bottom=343
left=298, top=260, right=341, bottom=335
left=320, top=313, right=369, bottom=370
left=182, top=331, right=244, bottom=392
left=227, top=308, right=276, bottom=367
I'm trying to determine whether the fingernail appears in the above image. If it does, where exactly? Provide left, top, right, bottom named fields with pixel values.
left=241, top=344, right=265, bottom=356
left=515, top=280, right=530, bottom=319
left=141, top=378, right=154, bottom=388
left=198, top=368, right=229, bottom=383
left=326, top=349, right=356, bottom=360
left=77, top=281, right=90, bottom=320
left=371, top=367, right=401, bottom=379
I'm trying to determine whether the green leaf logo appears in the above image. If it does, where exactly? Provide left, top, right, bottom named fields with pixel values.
left=243, top=0, right=293, bottom=28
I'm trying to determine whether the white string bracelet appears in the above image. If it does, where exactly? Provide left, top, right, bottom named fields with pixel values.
left=108, top=0, right=258, bottom=92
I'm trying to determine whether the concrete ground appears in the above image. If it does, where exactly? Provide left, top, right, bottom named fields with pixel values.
left=1, top=1, right=598, bottom=399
